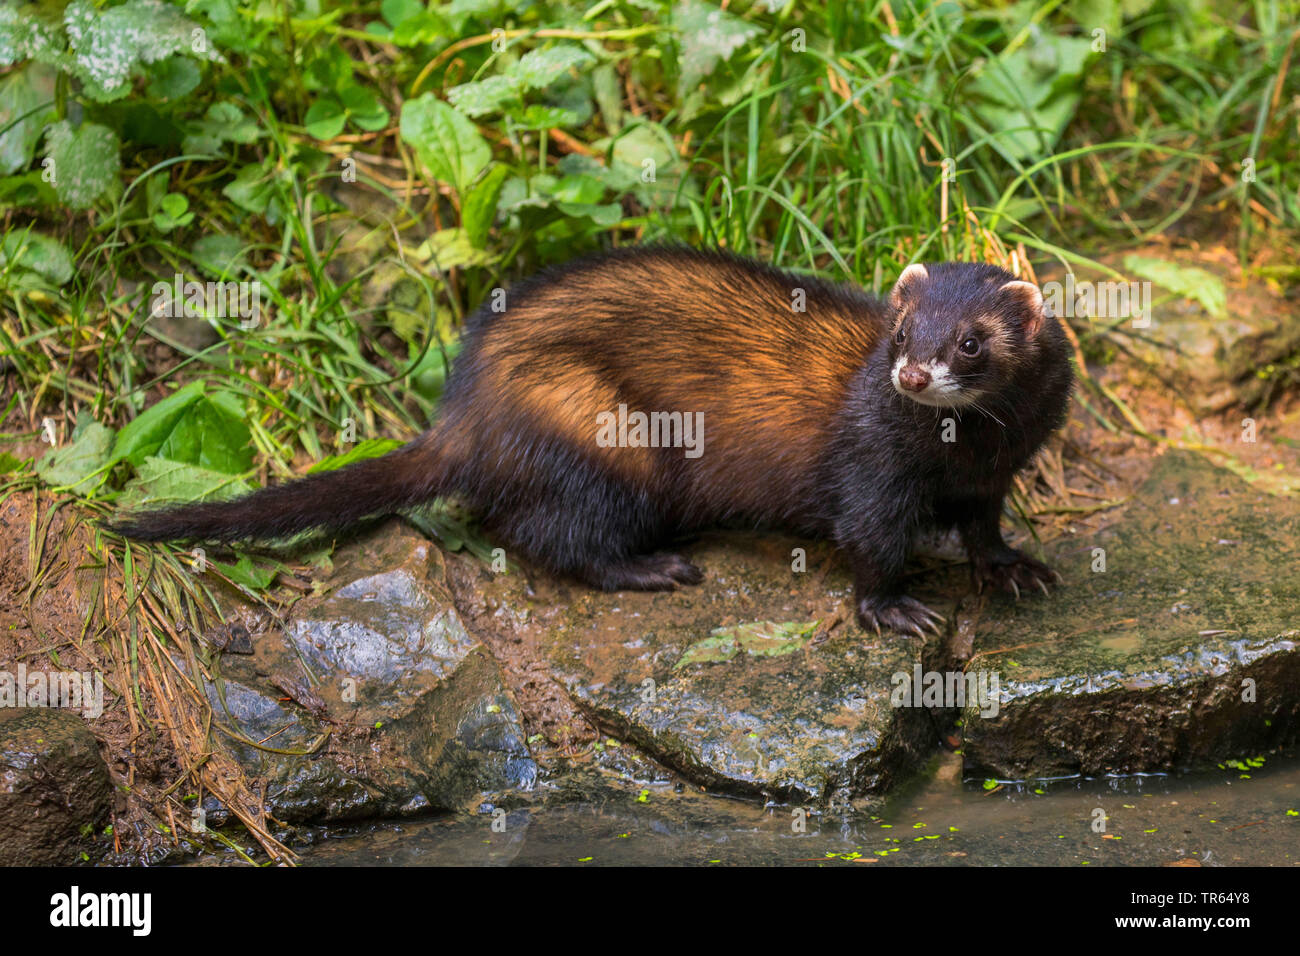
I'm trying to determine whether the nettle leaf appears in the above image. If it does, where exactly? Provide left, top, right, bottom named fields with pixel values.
left=62, top=0, right=223, bottom=103
left=307, top=438, right=404, bottom=474
left=118, top=456, right=252, bottom=509
left=0, top=229, right=73, bottom=286
left=0, top=63, right=56, bottom=175
left=0, top=6, right=63, bottom=66
left=400, top=93, right=490, bottom=194
left=35, top=421, right=114, bottom=494
left=446, top=75, right=519, bottom=118
left=43, top=120, right=119, bottom=210
left=513, top=46, right=596, bottom=91
left=673, top=0, right=760, bottom=95
left=113, top=381, right=252, bottom=475
left=154, top=397, right=253, bottom=474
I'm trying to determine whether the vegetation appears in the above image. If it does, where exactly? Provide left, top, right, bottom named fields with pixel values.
left=0, top=0, right=1297, bottom=861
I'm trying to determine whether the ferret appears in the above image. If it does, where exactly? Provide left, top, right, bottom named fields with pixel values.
left=110, top=248, right=1074, bottom=637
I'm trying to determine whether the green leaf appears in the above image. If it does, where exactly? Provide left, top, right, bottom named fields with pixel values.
left=0, top=63, right=56, bottom=175
left=0, top=452, right=27, bottom=475
left=0, top=229, right=73, bottom=286
left=1123, top=255, right=1227, bottom=319
left=35, top=422, right=114, bottom=494
left=209, top=554, right=277, bottom=591
left=222, top=161, right=281, bottom=218
left=513, top=104, right=580, bottom=130
left=964, top=34, right=1095, bottom=161
left=146, top=56, right=200, bottom=99
left=513, top=46, right=596, bottom=91
left=43, top=120, right=119, bottom=210
left=62, top=0, right=222, bottom=103
left=672, top=1, right=760, bottom=96
left=190, top=235, right=245, bottom=278
left=675, top=620, right=818, bottom=668
left=152, top=394, right=253, bottom=475
left=0, top=7, right=63, bottom=66
left=400, top=93, right=490, bottom=194
left=391, top=11, right=451, bottom=46
left=381, top=0, right=424, bottom=29
left=183, top=101, right=261, bottom=155
left=462, top=164, right=509, bottom=247
left=340, top=84, right=389, bottom=132
left=304, top=97, right=346, bottom=140
left=412, top=227, right=496, bottom=268
left=118, top=456, right=252, bottom=510
left=152, top=192, right=193, bottom=232
left=555, top=201, right=622, bottom=226
left=307, top=438, right=404, bottom=474
left=111, top=380, right=207, bottom=468
left=446, top=75, right=519, bottom=118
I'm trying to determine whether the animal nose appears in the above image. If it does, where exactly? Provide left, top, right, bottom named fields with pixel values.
left=898, top=365, right=931, bottom=392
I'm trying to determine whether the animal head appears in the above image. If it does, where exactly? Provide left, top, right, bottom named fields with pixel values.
left=886, top=262, right=1048, bottom=408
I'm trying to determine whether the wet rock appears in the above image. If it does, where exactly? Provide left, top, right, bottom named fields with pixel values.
left=541, top=533, right=934, bottom=801
left=201, top=525, right=535, bottom=824
left=961, top=450, right=1300, bottom=778
left=0, top=708, right=112, bottom=864
left=1044, top=254, right=1298, bottom=412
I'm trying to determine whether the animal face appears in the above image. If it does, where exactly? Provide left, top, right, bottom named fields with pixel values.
left=886, top=262, right=1045, bottom=409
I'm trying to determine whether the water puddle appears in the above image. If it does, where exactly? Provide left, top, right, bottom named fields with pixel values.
left=295, top=749, right=1299, bottom=866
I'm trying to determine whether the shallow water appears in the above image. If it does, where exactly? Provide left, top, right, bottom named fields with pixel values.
left=295, top=749, right=1300, bottom=866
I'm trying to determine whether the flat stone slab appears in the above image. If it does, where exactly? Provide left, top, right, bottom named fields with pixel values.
left=543, top=534, right=933, bottom=801
left=961, top=449, right=1300, bottom=778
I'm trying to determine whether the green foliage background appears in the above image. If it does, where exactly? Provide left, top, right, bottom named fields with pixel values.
left=1, top=0, right=1298, bottom=509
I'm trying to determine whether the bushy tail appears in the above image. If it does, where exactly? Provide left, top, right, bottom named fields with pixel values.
left=107, top=436, right=447, bottom=543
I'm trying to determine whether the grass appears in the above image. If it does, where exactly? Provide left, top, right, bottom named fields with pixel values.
left=1, top=0, right=1298, bottom=862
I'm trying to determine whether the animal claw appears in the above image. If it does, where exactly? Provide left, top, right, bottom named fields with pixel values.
left=1051, top=568, right=1064, bottom=585
left=1036, top=578, right=1051, bottom=597
left=1009, top=579, right=1021, bottom=601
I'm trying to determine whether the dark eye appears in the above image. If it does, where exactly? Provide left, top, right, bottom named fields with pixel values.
left=895, top=326, right=906, bottom=345
left=959, top=337, right=981, bottom=356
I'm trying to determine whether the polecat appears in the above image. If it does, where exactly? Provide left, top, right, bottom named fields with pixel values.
left=110, top=248, right=1073, bottom=637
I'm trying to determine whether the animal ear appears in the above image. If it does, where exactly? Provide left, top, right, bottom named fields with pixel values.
left=1000, top=280, right=1045, bottom=339
left=890, top=263, right=929, bottom=310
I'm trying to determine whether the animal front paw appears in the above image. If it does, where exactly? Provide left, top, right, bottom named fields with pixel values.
left=975, top=550, right=1060, bottom=599
left=856, top=594, right=945, bottom=638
